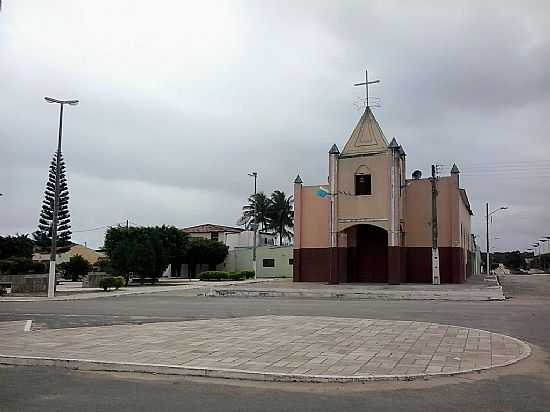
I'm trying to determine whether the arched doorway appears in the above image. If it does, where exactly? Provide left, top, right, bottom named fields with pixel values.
left=345, top=224, right=388, bottom=283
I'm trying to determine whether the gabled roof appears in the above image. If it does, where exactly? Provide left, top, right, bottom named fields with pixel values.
left=459, top=189, right=473, bottom=216
left=342, top=106, right=389, bottom=155
left=183, top=224, right=244, bottom=234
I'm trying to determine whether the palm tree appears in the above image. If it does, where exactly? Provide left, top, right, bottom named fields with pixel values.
left=268, top=190, right=294, bottom=245
left=239, top=192, right=271, bottom=231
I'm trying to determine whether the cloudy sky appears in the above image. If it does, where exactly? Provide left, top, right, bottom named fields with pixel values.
left=1, top=0, right=549, bottom=251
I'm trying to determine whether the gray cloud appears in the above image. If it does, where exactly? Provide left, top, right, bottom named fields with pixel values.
left=1, top=0, right=549, bottom=251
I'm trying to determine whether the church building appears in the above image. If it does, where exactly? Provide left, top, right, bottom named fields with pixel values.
left=293, top=106, right=474, bottom=284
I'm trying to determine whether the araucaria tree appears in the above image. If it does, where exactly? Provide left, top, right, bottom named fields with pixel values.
left=33, top=152, right=71, bottom=251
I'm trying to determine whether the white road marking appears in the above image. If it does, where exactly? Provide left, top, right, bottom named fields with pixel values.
left=24, top=319, right=32, bottom=332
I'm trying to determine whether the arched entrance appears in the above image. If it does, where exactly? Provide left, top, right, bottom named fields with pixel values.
left=344, top=224, right=388, bottom=283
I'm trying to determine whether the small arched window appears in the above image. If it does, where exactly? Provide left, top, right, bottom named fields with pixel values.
left=355, top=174, right=372, bottom=195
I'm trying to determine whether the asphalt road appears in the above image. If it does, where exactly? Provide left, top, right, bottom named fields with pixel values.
left=1, top=275, right=549, bottom=411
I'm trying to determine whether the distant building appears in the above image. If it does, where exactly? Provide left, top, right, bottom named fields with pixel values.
left=226, top=245, right=293, bottom=278
left=171, top=223, right=278, bottom=277
left=293, top=106, right=474, bottom=284
left=33, top=243, right=104, bottom=265
left=182, top=223, right=276, bottom=249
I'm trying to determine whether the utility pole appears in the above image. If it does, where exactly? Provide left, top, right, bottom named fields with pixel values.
left=430, top=165, right=440, bottom=285
left=126, top=219, right=129, bottom=229
left=44, top=97, right=79, bottom=298
left=486, top=203, right=490, bottom=275
left=248, top=172, right=258, bottom=278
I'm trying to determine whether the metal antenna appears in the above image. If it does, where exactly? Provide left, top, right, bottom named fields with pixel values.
left=354, top=68, right=380, bottom=108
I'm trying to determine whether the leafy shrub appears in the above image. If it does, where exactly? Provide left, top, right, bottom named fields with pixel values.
left=99, top=277, right=114, bottom=291
left=99, top=276, right=126, bottom=291
left=198, top=271, right=253, bottom=281
left=112, top=276, right=126, bottom=289
left=239, top=270, right=255, bottom=279
left=199, top=271, right=230, bottom=281
left=227, top=272, right=243, bottom=281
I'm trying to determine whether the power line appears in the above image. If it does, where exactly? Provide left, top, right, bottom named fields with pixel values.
left=71, top=222, right=126, bottom=233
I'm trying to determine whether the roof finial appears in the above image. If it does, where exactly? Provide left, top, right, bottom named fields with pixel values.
left=329, top=144, right=340, bottom=155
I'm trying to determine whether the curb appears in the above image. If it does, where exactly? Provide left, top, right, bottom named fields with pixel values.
left=0, top=279, right=277, bottom=303
left=207, top=287, right=506, bottom=301
left=0, top=331, right=531, bottom=383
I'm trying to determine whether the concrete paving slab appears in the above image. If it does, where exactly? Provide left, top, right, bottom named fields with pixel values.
left=0, top=315, right=529, bottom=382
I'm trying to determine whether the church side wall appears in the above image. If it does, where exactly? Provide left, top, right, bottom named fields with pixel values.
left=404, top=177, right=467, bottom=283
left=293, top=185, right=331, bottom=282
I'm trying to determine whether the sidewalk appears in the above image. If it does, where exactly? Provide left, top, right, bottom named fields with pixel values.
left=0, top=316, right=530, bottom=383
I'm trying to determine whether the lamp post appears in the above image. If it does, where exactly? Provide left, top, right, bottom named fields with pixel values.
left=539, top=238, right=549, bottom=270
left=45, top=97, right=79, bottom=297
left=248, top=172, right=258, bottom=279
left=485, top=204, right=508, bottom=275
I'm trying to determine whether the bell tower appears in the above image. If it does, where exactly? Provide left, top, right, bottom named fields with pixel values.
left=329, top=106, right=406, bottom=283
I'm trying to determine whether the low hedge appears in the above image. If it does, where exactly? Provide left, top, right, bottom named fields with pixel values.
left=198, top=270, right=254, bottom=281
left=99, top=276, right=126, bottom=291
left=239, top=270, right=255, bottom=279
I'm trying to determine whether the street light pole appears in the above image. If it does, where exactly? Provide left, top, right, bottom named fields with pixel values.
left=486, top=204, right=508, bottom=275
left=248, top=172, right=258, bottom=279
left=45, top=97, right=79, bottom=298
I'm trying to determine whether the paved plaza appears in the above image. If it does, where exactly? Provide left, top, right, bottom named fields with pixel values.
left=0, top=315, right=529, bottom=382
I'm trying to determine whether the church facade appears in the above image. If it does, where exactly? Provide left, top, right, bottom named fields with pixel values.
left=293, top=107, right=474, bottom=284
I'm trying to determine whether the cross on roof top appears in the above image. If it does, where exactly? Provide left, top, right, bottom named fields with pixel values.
left=354, top=68, right=380, bottom=108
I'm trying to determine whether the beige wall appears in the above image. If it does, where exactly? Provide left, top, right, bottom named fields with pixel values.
left=33, top=244, right=103, bottom=265
left=295, top=185, right=330, bottom=249
left=337, top=153, right=391, bottom=231
left=404, top=176, right=471, bottom=248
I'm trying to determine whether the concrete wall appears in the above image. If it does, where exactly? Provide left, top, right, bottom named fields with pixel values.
left=82, top=272, right=111, bottom=288
left=0, top=274, right=48, bottom=293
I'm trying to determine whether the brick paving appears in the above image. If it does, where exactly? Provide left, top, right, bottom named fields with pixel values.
left=0, top=316, right=528, bottom=379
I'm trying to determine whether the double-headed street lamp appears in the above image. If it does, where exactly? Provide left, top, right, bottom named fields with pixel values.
left=45, top=97, right=79, bottom=298
left=485, top=204, right=508, bottom=275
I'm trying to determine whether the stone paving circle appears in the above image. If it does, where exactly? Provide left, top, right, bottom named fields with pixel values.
left=0, top=316, right=530, bottom=382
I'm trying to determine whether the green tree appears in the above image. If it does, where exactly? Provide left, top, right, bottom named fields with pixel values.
left=0, top=234, right=34, bottom=259
left=183, top=238, right=228, bottom=278
left=103, top=225, right=188, bottom=284
left=33, top=152, right=72, bottom=251
left=61, top=254, right=91, bottom=281
left=267, top=190, right=294, bottom=245
left=240, top=192, right=271, bottom=231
